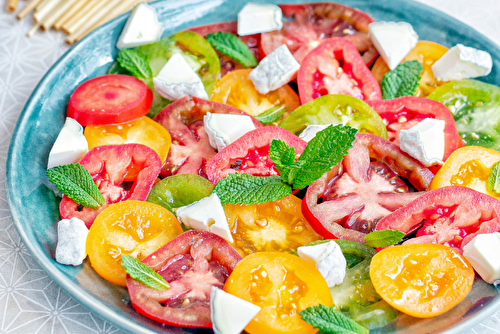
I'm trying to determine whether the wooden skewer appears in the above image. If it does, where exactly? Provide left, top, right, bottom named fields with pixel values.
left=61, top=0, right=99, bottom=34
left=16, top=0, right=43, bottom=19
left=33, top=0, right=62, bottom=23
left=53, top=0, right=90, bottom=31
left=40, top=0, right=77, bottom=31
left=7, top=0, right=19, bottom=12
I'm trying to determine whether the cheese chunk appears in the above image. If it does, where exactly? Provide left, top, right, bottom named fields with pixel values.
left=116, top=2, right=163, bottom=49
left=297, top=241, right=346, bottom=287
left=368, top=22, right=418, bottom=70
left=47, top=117, right=88, bottom=169
left=299, top=124, right=331, bottom=142
left=249, top=45, right=300, bottom=94
left=463, top=232, right=500, bottom=284
left=176, top=193, right=233, bottom=243
left=204, top=112, right=256, bottom=151
left=153, top=53, right=208, bottom=101
left=237, top=3, right=283, bottom=36
left=55, top=217, right=89, bottom=266
left=399, top=118, right=445, bottom=167
left=210, top=287, right=261, bottom=334
left=432, top=44, right=492, bottom=81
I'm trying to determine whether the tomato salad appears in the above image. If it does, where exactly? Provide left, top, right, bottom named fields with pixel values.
left=46, top=1, right=500, bottom=334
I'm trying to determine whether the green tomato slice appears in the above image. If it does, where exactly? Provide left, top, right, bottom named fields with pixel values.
left=146, top=174, right=214, bottom=214
left=429, top=79, right=500, bottom=149
left=279, top=94, right=388, bottom=139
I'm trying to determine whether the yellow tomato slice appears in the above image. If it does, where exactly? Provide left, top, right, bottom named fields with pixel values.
left=86, top=200, right=183, bottom=286
left=84, top=116, right=171, bottom=164
left=224, top=195, right=323, bottom=257
left=224, top=252, right=333, bottom=334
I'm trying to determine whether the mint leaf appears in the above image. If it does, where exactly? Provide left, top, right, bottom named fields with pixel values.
left=214, top=173, right=292, bottom=205
left=381, top=60, right=423, bottom=99
left=255, top=105, right=286, bottom=124
left=488, top=161, right=500, bottom=193
left=364, top=229, right=405, bottom=248
left=121, top=255, right=170, bottom=291
left=117, top=48, right=153, bottom=80
left=300, top=304, right=368, bottom=334
left=206, top=32, right=257, bottom=68
left=292, top=125, right=358, bottom=189
left=47, top=164, right=104, bottom=209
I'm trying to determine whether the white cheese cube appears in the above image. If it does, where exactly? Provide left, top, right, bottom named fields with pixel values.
left=153, top=53, right=208, bottom=101
left=204, top=112, right=257, bottom=151
left=116, top=2, right=163, bottom=49
left=55, top=217, right=89, bottom=266
left=431, top=44, right=492, bottom=81
left=299, top=124, right=332, bottom=142
left=297, top=241, right=346, bottom=288
left=368, top=22, right=418, bottom=70
left=237, top=3, right=283, bottom=36
left=463, top=233, right=500, bottom=284
left=399, top=118, right=445, bottom=167
left=47, top=117, right=88, bottom=169
left=176, top=193, right=233, bottom=243
left=249, top=45, right=300, bottom=94
left=210, top=287, right=261, bottom=334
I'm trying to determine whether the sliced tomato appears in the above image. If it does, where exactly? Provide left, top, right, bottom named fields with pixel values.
left=67, top=74, right=152, bottom=126
left=59, top=144, right=162, bottom=228
left=368, top=96, right=463, bottom=169
left=126, top=230, right=242, bottom=328
left=298, top=38, right=381, bottom=104
left=261, top=2, right=377, bottom=65
left=303, top=133, right=434, bottom=242
left=188, top=21, right=262, bottom=76
left=206, top=127, right=307, bottom=184
left=376, top=186, right=500, bottom=252
left=153, top=96, right=262, bottom=178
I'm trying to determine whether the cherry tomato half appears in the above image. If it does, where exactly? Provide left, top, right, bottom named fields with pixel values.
left=224, top=252, right=333, bottom=334
left=86, top=200, right=183, bottom=286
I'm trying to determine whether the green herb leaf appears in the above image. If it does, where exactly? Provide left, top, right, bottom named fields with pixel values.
left=121, top=255, right=170, bottom=291
left=255, top=105, right=286, bottom=124
left=381, top=60, right=423, bottom=99
left=300, top=304, right=369, bottom=334
left=214, top=173, right=292, bottom=205
left=47, top=164, right=104, bottom=209
left=488, top=161, right=500, bottom=193
left=206, top=32, right=257, bottom=68
left=117, top=48, right=153, bottom=80
left=364, top=229, right=405, bottom=248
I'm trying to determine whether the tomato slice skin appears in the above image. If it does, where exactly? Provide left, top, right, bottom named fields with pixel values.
left=375, top=186, right=500, bottom=252
left=59, top=144, right=162, bottom=228
left=67, top=74, right=153, bottom=126
left=303, top=133, right=434, bottom=242
left=298, top=38, right=381, bottom=104
left=153, top=96, right=262, bottom=178
left=206, top=127, right=307, bottom=184
left=126, top=230, right=242, bottom=328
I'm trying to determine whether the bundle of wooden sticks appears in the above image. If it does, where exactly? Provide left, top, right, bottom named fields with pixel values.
left=6, top=0, right=149, bottom=44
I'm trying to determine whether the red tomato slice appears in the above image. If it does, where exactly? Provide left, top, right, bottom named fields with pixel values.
left=153, top=96, right=262, bottom=178
left=367, top=96, right=463, bottom=169
left=188, top=21, right=262, bottom=76
left=261, top=2, right=377, bottom=65
left=67, top=74, right=152, bottom=126
left=126, top=230, right=242, bottom=328
left=298, top=38, right=381, bottom=104
left=303, top=133, right=434, bottom=242
left=375, top=186, right=500, bottom=252
left=59, top=144, right=161, bottom=228
left=206, top=127, right=307, bottom=184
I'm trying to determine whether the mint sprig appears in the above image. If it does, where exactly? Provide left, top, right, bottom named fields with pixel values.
left=381, top=60, right=423, bottom=99
left=255, top=105, right=286, bottom=124
left=300, top=304, right=369, bottom=334
left=206, top=32, right=257, bottom=68
left=488, top=161, right=500, bottom=194
left=364, top=229, right=405, bottom=248
left=117, top=48, right=153, bottom=80
left=47, top=164, right=104, bottom=209
left=121, top=255, right=170, bottom=291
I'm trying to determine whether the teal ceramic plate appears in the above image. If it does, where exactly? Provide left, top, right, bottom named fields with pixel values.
left=6, top=0, right=500, bottom=333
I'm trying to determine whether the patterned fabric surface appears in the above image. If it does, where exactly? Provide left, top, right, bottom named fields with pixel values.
left=1, top=0, right=500, bottom=333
